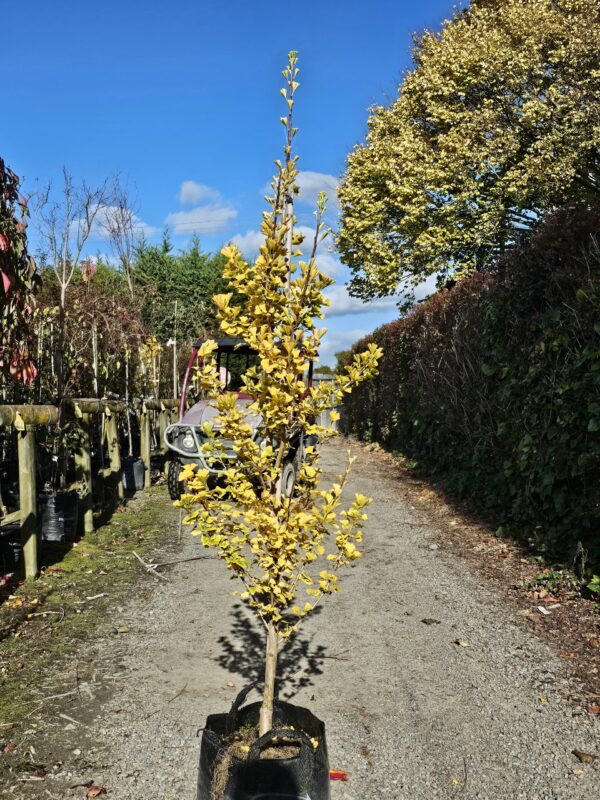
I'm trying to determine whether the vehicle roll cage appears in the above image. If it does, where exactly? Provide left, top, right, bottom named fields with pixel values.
left=178, top=337, right=314, bottom=421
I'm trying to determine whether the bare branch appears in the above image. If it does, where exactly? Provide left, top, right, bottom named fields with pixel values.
left=101, top=175, right=138, bottom=297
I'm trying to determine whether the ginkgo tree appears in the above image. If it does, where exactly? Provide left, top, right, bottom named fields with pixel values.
left=178, top=51, right=381, bottom=736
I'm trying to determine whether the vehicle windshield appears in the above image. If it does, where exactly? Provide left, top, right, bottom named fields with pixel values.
left=217, top=348, right=259, bottom=392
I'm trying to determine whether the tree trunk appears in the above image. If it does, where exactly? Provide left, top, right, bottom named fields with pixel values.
left=56, top=296, right=66, bottom=401
left=259, top=621, right=279, bottom=736
left=50, top=322, right=55, bottom=382
left=54, top=293, right=67, bottom=490
left=125, top=264, right=134, bottom=300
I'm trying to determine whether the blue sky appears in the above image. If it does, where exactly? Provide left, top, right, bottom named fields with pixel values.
left=3, top=0, right=454, bottom=364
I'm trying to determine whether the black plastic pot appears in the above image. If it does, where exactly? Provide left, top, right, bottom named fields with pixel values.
left=197, top=685, right=330, bottom=800
left=122, top=456, right=146, bottom=493
left=39, top=491, right=79, bottom=542
left=0, top=522, right=21, bottom=577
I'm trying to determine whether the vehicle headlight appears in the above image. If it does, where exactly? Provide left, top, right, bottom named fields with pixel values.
left=181, top=431, right=196, bottom=451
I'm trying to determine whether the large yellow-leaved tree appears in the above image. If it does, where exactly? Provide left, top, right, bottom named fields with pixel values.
left=337, top=0, right=600, bottom=300
left=179, top=52, right=381, bottom=735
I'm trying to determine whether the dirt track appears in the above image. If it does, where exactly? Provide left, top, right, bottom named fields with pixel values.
left=2, top=440, right=598, bottom=799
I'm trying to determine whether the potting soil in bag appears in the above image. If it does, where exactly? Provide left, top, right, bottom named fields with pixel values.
left=197, top=686, right=330, bottom=800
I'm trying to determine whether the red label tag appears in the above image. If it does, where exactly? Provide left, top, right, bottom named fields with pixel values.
left=329, top=769, right=349, bottom=781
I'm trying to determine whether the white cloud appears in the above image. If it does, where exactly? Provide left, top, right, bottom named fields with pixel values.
left=165, top=204, right=237, bottom=235
left=162, top=181, right=237, bottom=235
left=296, top=225, right=318, bottom=246
left=296, top=171, right=339, bottom=209
left=317, top=328, right=371, bottom=367
left=315, top=252, right=344, bottom=278
left=295, top=226, right=343, bottom=276
left=80, top=204, right=157, bottom=241
left=231, top=229, right=264, bottom=255
left=323, top=285, right=399, bottom=317
left=323, top=272, right=440, bottom=317
left=261, top=171, right=339, bottom=210
left=179, top=180, right=220, bottom=206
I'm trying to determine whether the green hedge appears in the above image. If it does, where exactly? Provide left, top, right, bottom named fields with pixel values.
left=345, top=206, right=600, bottom=566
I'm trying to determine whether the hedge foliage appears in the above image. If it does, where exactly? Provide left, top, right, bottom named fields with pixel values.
left=344, top=206, right=600, bottom=567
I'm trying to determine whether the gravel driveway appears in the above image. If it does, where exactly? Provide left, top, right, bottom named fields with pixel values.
left=27, top=440, right=599, bottom=799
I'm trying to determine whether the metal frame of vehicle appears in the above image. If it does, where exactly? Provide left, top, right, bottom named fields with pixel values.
left=164, top=338, right=314, bottom=499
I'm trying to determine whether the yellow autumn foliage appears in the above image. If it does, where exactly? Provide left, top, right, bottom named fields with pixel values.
left=337, top=0, right=600, bottom=300
left=178, top=52, right=382, bottom=639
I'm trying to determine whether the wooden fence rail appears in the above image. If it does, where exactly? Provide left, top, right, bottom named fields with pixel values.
left=0, top=398, right=178, bottom=579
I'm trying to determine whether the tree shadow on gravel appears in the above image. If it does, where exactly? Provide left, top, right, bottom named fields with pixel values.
left=216, top=604, right=338, bottom=700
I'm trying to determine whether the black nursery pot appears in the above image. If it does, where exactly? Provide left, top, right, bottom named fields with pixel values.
left=121, top=456, right=145, bottom=493
left=0, top=522, right=21, bottom=576
left=39, top=490, right=79, bottom=543
left=198, top=689, right=330, bottom=800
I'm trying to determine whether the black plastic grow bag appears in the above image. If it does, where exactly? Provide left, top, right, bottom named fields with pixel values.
left=0, top=522, right=21, bottom=575
left=197, top=685, right=330, bottom=800
left=39, top=491, right=79, bottom=542
left=122, top=456, right=145, bottom=492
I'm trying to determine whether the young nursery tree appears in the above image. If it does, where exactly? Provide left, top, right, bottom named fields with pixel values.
left=102, top=175, right=139, bottom=300
left=35, top=169, right=109, bottom=398
left=179, top=52, right=381, bottom=735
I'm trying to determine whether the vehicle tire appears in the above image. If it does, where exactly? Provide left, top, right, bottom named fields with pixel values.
left=281, top=459, right=297, bottom=499
left=167, top=460, right=184, bottom=501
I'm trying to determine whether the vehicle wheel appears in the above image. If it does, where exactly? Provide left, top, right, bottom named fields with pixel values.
left=167, top=460, right=185, bottom=501
left=281, top=459, right=297, bottom=499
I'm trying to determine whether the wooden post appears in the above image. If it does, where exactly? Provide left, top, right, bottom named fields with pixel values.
left=140, top=403, right=151, bottom=489
left=159, top=404, right=170, bottom=476
left=75, top=411, right=94, bottom=534
left=158, top=405, right=169, bottom=454
left=105, top=408, right=124, bottom=501
left=18, top=425, right=38, bottom=579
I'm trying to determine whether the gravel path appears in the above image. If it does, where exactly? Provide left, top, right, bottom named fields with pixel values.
left=55, top=440, right=599, bottom=799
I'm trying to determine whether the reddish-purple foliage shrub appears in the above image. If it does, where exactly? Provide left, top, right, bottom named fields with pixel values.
left=0, top=158, right=38, bottom=383
left=344, top=205, right=600, bottom=565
